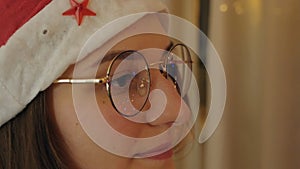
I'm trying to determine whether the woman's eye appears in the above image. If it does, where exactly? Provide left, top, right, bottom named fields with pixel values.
left=111, top=73, right=135, bottom=88
left=166, top=63, right=177, bottom=76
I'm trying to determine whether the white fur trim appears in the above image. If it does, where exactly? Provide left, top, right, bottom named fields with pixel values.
left=0, top=0, right=166, bottom=127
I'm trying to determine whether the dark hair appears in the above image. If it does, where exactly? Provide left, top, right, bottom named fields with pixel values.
left=0, top=91, right=79, bottom=169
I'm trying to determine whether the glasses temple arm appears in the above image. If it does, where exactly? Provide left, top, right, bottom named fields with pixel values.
left=148, top=60, right=193, bottom=67
left=54, top=77, right=109, bottom=84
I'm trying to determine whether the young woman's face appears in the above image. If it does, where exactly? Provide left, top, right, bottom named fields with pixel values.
left=47, top=14, right=192, bottom=169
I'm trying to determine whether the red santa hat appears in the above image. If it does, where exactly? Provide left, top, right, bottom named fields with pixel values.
left=0, top=0, right=167, bottom=127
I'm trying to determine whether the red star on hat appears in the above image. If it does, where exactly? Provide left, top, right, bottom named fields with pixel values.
left=62, top=0, right=96, bottom=26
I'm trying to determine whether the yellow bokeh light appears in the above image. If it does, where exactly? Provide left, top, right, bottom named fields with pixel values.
left=220, top=3, right=228, bottom=12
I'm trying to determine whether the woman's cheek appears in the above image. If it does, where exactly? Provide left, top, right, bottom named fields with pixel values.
left=96, top=90, right=144, bottom=138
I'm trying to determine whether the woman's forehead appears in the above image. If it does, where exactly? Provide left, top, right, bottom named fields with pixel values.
left=60, top=35, right=171, bottom=79
left=61, top=14, right=171, bottom=78
left=81, top=35, right=169, bottom=72
left=79, top=14, right=170, bottom=64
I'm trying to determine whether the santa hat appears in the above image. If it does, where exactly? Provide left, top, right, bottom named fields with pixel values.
left=0, top=0, right=167, bottom=127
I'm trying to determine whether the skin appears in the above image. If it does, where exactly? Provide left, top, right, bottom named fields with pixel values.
left=47, top=14, right=191, bottom=169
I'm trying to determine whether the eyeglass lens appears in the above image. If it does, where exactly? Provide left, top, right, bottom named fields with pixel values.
left=107, top=44, right=192, bottom=117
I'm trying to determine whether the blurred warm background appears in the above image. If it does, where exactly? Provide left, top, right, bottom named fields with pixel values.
left=164, top=0, right=300, bottom=169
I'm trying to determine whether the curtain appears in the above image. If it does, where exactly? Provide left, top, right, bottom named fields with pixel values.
left=165, top=0, right=300, bottom=169
left=163, top=0, right=203, bottom=169
left=204, top=0, right=300, bottom=169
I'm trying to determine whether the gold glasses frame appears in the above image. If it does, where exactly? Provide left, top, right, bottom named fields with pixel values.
left=54, top=43, right=192, bottom=117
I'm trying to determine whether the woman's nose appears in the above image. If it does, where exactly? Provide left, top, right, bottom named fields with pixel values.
left=145, top=70, right=192, bottom=126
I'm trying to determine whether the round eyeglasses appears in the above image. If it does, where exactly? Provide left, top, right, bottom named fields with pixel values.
left=54, top=43, right=193, bottom=117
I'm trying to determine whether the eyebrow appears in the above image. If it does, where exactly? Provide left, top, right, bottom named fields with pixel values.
left=94, top=41, right=174, bottom=67
left=90, top=50, right=122, bottom=68
left=100, top=50, right=122, bottom=63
